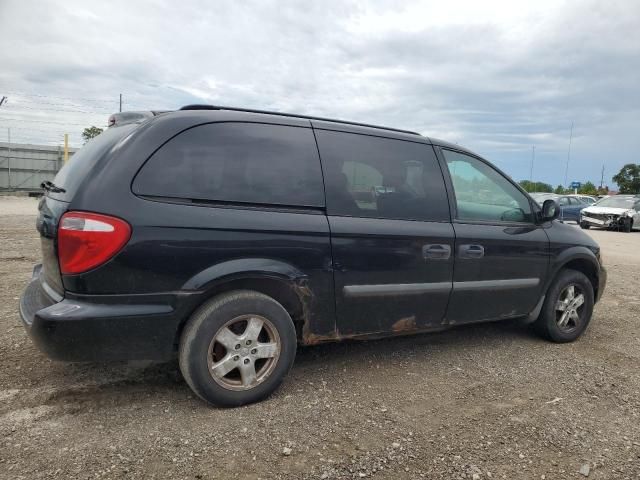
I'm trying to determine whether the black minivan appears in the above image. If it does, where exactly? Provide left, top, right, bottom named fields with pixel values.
left=20, top=105, right=606, bottom=406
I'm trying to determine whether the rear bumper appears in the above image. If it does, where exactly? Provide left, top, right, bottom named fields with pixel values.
left=19, top=265, right=195, bottom=361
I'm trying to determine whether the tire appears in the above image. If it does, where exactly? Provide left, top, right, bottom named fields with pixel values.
left=534, top=269, right=594, bottom=343
left=579, top=222, right=590, bottom=230
left=623, top=219, right=632, bottom=233
left=179, top=290, right=297, bottom=407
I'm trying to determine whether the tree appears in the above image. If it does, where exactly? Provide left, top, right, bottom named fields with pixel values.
left=578, top=181, right=598, bottom=195
left=81, top=126, right=104, bottom=144
left=612, top=164, right=640, bottom=194
left=519, top=180, right=553, bottom=193
left=554, top=185, right=566, bottom=194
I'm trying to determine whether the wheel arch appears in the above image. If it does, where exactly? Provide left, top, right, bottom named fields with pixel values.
left=547, top=248, right=601, bottom=302
left=176, top=259, right=312, bottom=346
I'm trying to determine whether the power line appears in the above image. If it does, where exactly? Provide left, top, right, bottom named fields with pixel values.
left=3, top=90, right=123, bottom=104
left=2, top=105, right=112, bottom=115
left=0, top=116, right=105, bottom=126
left=7, top=98, right=114, bottom=109
left=0, top=125, right=83, bottom=134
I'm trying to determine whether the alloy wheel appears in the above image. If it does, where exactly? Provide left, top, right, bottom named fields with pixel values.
left=555, top=284, right=585, bottom=333
left=207, top=314, right=281, bottom=391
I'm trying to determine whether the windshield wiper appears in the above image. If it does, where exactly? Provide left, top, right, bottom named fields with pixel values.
left=41, top=180, right=66, bottom=193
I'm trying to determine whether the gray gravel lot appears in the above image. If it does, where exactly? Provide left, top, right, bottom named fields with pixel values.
left=1, top=197, right=639, bottom=479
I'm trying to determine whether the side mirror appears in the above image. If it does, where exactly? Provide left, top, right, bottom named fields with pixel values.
left=541, top=199, right=560, bottom=221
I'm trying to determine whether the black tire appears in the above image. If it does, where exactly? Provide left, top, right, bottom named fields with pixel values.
left=179, top=290, right=297, bottom=407
left=579, top=222, right=590, bottom=230
left=534, top=269, right=594, bottom=343
left=623, top=219, right=632, bottom=233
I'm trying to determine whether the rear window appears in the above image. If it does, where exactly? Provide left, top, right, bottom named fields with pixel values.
left=133, top=123, right=324, bottom=207
left=51, top=124, right=137, bottom=201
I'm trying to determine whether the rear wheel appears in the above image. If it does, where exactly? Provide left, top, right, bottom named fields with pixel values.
left=623, top=219, right=633, bottom=233
left=179, top=290, right=297, bottom=407
left=534, top=269, right=594, bottom=343
left=579, top=221, right=590, bottom=229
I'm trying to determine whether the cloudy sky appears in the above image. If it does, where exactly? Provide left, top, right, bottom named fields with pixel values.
left=1, top=0, right=639, bottom=187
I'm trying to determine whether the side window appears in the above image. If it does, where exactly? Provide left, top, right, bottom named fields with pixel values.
left=315, top=130, right=450, bottom=222
left=442, top=150, right=533, bottom=223
left=133, top=123, right=324, bottom=207
left=558, top=197, right=569, bottom=206
left=569, top=197, right=581, bottom=205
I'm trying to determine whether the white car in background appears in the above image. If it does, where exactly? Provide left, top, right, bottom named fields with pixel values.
left=580, top=195, right=640, bottom=232
left=570, top=194, right=597, bottom=205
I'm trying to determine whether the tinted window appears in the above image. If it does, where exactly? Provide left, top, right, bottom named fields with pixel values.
left=315, top=130, right=449, bottom=222
left=52, top=124, right=137, bottom=201
left=443, top=150, right=533, bottom=223
left=133, top=123, right=324, bottom=207
left=558, top=197, right=569, bottom=206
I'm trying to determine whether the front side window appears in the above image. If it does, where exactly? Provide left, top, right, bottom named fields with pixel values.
left=133, top=123, right=324, bottom=207
left=443, top=150, right=533, bottom=223
left=316, top=130, right=450, bottom=222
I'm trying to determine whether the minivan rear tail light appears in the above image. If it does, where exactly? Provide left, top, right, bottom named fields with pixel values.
left=58, top=212, right=131, bottom=275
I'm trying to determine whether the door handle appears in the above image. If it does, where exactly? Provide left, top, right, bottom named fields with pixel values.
left=422, top=244, right=451, bottom=260
left=459, top=244, right=485, bottom=259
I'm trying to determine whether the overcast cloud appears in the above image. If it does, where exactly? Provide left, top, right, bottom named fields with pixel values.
left=1, top=0, right=639, bottom=187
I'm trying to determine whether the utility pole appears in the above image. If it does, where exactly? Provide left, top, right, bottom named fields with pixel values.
left=563, top=122, right=573, bottom=187
left=119, top=93, right=122, bottom=112
left=7, top=128, right=11, bottom=189
left=530, top=145, right=535, bottom=183
left=1, top=98, right=10, bottom=188
left=64, top=134, right=69, bottom=163
left=600, top=164, right=605, bottom=189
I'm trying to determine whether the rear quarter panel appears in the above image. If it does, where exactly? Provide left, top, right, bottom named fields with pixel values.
left=62, top=111, right=336, bottom=338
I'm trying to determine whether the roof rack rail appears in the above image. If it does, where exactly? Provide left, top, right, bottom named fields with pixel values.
left=178, top=104, right=421, bottom=136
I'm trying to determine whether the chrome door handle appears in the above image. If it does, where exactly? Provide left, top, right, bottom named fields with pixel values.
left=459, top=244, right=484, bottom=259
left=422, top=244, right=451, bottom=260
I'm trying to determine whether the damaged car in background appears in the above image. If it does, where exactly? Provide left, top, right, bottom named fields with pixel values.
left=580, top=195, right=640, bottom=232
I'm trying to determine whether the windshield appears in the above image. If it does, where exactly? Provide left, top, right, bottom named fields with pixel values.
left=595, top=196, right=637, bottom=208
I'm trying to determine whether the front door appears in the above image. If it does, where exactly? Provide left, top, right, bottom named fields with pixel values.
left=438, top=148, right=549, bottom=324
left=313, top=126, right=455, bottom=336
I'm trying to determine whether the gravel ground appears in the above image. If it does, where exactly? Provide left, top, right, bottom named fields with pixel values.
left=1, top=197, right=639, bottom=480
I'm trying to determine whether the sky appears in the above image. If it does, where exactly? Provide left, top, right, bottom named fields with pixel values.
left=0, top=0, right=639, bottom=188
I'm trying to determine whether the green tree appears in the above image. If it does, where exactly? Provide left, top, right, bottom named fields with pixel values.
left=81, top=126, right=104, bottom=144
left=612, top=164, right=640, bottom=194
left=519, top=180, right=553, bottom=193
left=554, top=185, right=566, bottom=194
left=578, top=181, right=598, bottom=195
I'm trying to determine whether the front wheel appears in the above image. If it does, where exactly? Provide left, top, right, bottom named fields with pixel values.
left=179, top=290, right=297, bottom=407
left=534, top=269, right=594, bottom=343
left=579, top=221, right=590, bottom=229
